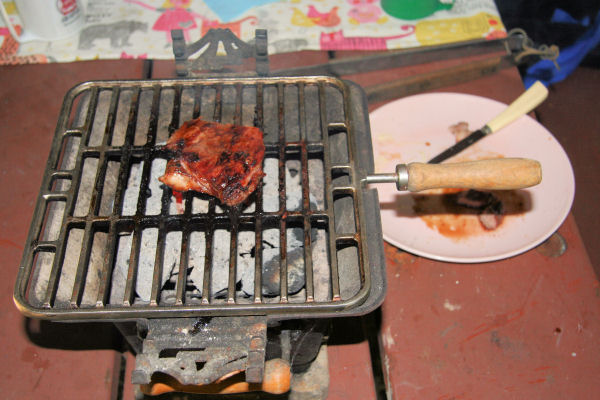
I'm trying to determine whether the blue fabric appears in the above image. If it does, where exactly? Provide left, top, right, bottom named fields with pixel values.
left=202, top=0, right=276, bottom=22
left=524, top=10, right=600, bottom=88
left=551, top=8, right=590, bottom=27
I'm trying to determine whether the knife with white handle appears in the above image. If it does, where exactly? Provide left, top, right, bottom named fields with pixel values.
left=428, top=81, right=549, bottom=164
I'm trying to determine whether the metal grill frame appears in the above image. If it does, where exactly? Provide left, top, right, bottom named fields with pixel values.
left=14, top=76, right=386, bottom=321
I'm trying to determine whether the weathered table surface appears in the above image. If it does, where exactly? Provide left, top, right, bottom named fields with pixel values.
left=0, top=53, right=596, bottom=399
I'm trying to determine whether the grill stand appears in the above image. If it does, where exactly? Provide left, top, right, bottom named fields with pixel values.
left=141, top=29, right=274, bottom=393
left=13, top=23, right=386, bottom=396
left=115, top=318, right=329, bottom=396
left=125, top=29, right=328, bottom=396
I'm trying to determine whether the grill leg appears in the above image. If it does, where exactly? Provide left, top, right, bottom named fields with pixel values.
left=114, top=320, right=145, bottom=355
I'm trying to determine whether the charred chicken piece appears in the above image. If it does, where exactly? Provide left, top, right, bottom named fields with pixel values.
left=159, top=118, right=265, bottom=207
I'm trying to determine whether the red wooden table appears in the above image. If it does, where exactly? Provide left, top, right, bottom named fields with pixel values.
left=1, top=54, right=597, bottom=399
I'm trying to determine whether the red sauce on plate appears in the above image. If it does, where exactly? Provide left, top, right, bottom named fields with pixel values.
left=412, top=188, right=530, bottom=240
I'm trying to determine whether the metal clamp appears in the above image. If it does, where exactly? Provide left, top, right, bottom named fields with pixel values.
left=506, top=28, right=560, bottom=68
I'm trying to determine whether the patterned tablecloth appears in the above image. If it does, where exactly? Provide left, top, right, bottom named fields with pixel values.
left=0, top=0, right=505, bottom=65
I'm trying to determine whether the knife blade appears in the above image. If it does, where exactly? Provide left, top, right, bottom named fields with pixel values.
left=428, top=81, right=549, bottom=164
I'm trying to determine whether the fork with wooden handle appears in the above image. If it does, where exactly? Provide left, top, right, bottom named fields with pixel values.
left=365, top=158, right=542, bottom=191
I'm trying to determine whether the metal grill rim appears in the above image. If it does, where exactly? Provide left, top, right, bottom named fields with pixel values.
left=13, top=76, right=372, bottom=320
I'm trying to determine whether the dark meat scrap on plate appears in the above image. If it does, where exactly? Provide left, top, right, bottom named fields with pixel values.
left=454, top=189, right=504, bottom=230
left=159, top=118, right=265, bottom=207
left=447, top=122, right=505, bottom=230
left=449, top=121, right=471, bottom=142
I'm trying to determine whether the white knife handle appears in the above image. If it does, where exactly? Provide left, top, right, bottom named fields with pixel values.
left=485, top=81, right=548, bottom=134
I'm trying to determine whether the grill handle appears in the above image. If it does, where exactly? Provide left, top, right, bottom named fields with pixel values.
left=366, top=158, right=542, bottom=191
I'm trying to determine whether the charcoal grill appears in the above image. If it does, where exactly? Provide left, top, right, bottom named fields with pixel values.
left=13, top=29, right=387, bottom=396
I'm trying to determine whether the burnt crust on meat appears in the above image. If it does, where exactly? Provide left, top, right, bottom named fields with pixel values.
left=158, top=118, right=265, bottom=207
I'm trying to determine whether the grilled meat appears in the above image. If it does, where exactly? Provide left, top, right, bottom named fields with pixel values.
left=454, top=189, right=504, bottom=230
left=159, top=118, right=265, bottom=206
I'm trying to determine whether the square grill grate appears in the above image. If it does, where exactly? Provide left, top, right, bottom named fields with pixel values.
left=14, top=76, right=385, bottom=320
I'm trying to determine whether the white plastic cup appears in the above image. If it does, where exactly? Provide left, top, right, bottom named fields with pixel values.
left=0, top=0, right=84, bottom=43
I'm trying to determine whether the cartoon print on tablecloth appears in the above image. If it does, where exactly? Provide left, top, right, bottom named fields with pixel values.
left=120, top=51, right=148, bottom=59
left=202, top=0, right=277, bottom=22
left=415, top=12, right=505, bottom=46
left=271, top=38, right=309, bottom=53
left=0, top=27, right=19, bottom=57
left=1, top=0, right=507, bottom=62
left=254, top=9, right=280, bottom=36
left=0, top=26, right=48, bottom=65
left=58, top=0, right=79, bottom=16
left=292, top=5, right=340, bottom=27
left=199, top=16, right=258, bottom=37
left=249, top=36, right=309, bottom=54
left=124, top=0, right=202, bottom=42
left=320, top=26, right=414, bottom=50
left=347, top=0, right=389, bottom=25
left=78, top=21, right=148, bottom=50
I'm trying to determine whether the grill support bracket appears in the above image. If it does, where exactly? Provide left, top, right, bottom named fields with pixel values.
left=132, top=316, right=267, bottom=385
left=172, top=28, right=269, bottom=77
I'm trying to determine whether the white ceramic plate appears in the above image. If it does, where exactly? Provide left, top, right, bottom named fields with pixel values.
left=369, top=92, right=575, bottom=263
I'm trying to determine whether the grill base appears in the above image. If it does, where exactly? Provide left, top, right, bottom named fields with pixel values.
left=119, top=316, right=328, bottom=394
left=132, top=317, right=268, bottom=385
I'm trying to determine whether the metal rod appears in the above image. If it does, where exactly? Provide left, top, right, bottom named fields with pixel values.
left=298, top=83, right=314, bottom=302
left=123, top=224, right=141, bottom=306
left=319, top=84, right=341, bottom=301
left=270, top=36, right=510, bottom=77
left=69, top=223, right=94, bottom=308
left=277, top=83, right=288, bottom=303
left=201, top=217, right=214, bottom=304
left=175, top=218, right=190, bottom=306
left=227, top=210, right=239, bottom=304
left=96, top=222, right=118, bottom=307
left=99, top=85, right=140, bottom=305
left=363, top=173, right=397, bottom=184
left=43, top=87, right=99, bottom=308
left=365, top=56, right=509, bottom=105
left=150, top=85, right=182, bottom=305
left=135, top=87, right=161, bottom=215
left=110, top=86, right=140, bottom=216
left=71, top=88, right=121, bottom=307
left=226, top=84, right=244, bottom=303
left=363, top=164, right=408, bottom=191
left=149, top=222, right=167, bottom=307
left=169, top=84, right=182, bottom=136
left=192, top=85, right=203, bottom=119
left=124, top=86, right=161, bottom=306
left=233, top=83, right=242, bottom=126
left=253, top=83, right=264, bottom=304
left=213, top=85, right=222, bottom=123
